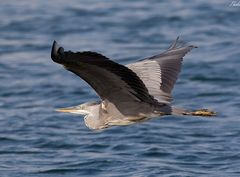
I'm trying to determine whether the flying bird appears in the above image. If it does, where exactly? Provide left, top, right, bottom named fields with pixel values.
left=51, top=37, right=216, bottom=130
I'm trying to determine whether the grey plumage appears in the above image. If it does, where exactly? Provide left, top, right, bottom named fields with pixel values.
left=51, top=37, right=216, bottom=130
left=127, top=37, right=197, bottom=103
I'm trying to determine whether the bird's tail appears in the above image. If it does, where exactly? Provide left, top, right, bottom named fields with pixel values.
left=171, top=107, right=216, bottom=117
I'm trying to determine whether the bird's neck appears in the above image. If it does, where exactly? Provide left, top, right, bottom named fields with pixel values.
left=84, top=104, right=107, bottom=130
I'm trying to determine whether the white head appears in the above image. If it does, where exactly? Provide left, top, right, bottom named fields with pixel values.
left=57, top=101, right=106, bottom=130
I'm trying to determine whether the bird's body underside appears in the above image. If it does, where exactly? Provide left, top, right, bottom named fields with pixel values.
left=51, top=37, right=216, bottom=130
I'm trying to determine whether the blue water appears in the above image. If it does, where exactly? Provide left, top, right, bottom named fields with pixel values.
left=0, top=0, right=240, bottom=176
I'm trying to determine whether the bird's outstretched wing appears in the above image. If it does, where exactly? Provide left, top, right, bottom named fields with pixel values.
left=51, top=41, right=156, bottom=111
left=127, top=37, right=197, bottom=103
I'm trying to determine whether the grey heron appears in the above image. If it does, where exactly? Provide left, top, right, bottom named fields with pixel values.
left=51, top=37, right=216, bottom=130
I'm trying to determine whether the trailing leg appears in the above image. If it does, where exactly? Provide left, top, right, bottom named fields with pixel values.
left=172, top=107, right=216, bottom=117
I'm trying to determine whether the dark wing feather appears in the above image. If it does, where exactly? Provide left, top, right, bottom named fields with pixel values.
left=51, top=41, right=156, bottom=108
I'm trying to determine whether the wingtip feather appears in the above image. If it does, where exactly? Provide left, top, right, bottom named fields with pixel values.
left=168, top=37, right=198, bottom=50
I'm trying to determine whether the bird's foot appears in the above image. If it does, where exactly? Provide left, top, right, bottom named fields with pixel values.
left=191, top=109, right=216, bottom=117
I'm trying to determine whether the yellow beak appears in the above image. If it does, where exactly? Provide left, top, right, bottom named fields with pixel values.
left=55, top=106, right=89, bottom=115
left=56, top=106, right=78, bottom=113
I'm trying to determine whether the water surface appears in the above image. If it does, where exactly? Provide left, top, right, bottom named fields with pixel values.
left=0, top=1, right=240, bottom=176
